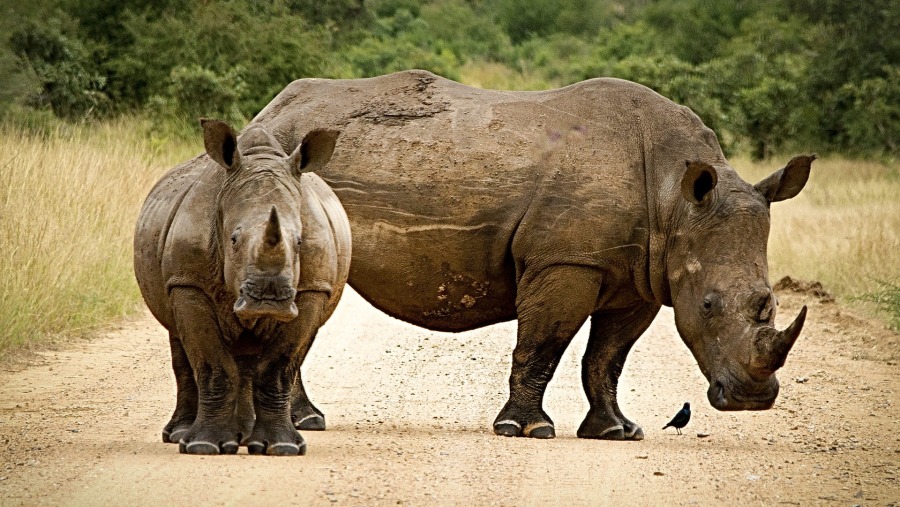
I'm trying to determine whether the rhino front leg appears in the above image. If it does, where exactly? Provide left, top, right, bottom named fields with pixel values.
left=577, top=303, right=660, bottom=440
left=494, top=265, right=600, bottom=439
left=247, top=291, right=327, bottom=456
left=291, top=356, right=326, bottom=431
left=170, top=287, right=243, bottom=455
left=162, top=332, right=197, bottom=444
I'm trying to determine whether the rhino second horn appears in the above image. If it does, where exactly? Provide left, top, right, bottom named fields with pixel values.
left=752, top=305, right=807, bottom=374
left=264, top=206, right=282, bottom=247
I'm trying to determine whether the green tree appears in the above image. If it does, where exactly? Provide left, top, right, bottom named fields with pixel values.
left=8, top=12, right=108, bottom=118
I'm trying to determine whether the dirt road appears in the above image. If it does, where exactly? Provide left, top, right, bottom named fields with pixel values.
left=1, top=286, right=897, bottom=506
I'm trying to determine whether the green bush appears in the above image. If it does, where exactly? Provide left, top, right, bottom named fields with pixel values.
left=8, top=13, right=108, bottom=119
left=838, top=67, right=900, bottom=156
left=148, top=64, right=247, bottom=127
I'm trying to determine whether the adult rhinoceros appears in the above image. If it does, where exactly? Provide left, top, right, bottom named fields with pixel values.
left=134, top=120, right=350, bottom=455
left=162, top=69, right=813, bottom=443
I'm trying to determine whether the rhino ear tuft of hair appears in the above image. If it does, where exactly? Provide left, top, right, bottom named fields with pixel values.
left=681, top=160, right=718, bottom=205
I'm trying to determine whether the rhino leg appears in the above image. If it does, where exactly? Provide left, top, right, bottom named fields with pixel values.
left=493, top=265, right=601, bottom=439
left=162, top=332, right=197, bottom=444
left=247, top=291, right=327, bottom=456
left=577, top=303, right=660, bottom=441
left=170, top=287, right=243, bottom=455
left=291, top=356, right=326, bottom=431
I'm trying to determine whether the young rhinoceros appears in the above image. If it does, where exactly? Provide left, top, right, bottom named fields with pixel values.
left=134, top=120, right=350, bottom=455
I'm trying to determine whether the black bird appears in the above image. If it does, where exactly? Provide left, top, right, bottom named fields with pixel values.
left=662, top=402, right=691, bottom=435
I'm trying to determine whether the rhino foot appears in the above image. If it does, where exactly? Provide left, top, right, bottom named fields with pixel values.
left=293, top=413, right=326, bottom=431
left=247, top=439, right=307, bottom=456
left=291, top=402, right=325, bottom=431
left=577, top=411, right=644, bottom=441
left=177, top=424, right=243, bottom=455
left=247, top=419, right=307, bottom=456
left=492, top=405, right=556, bottom=439
left=178, top=439, right=240, bottom=455
left=162, top=418, right=195, bottom=444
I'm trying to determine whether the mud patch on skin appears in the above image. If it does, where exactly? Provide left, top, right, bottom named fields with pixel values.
left=349, top=75, right=449, bottom=126
left=424, top=265, right=490, bottom=318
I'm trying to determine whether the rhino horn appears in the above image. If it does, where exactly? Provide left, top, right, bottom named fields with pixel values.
left=750, top=306, right=807, bottom=376
left=264, top=206, right=282, bottom=247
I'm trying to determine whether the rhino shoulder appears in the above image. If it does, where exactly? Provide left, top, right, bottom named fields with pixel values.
left=157, top=162, right=224, bottom=291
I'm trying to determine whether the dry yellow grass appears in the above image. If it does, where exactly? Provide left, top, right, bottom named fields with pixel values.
left=0, top=120, right=896, bottom=356
left=733, top=156, right=900, bottom=300
left=0, top=119, right=197, bottom=354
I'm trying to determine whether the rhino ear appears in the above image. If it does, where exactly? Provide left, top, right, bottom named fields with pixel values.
left=754, top=154, right=815, bottom=203
left=288, top=129, right=340, bottom=175
left=201, top=118, right=241, bottom=171
left=681, top=160, right=718, bottom=205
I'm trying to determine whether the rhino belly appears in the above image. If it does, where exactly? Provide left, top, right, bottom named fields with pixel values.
left=341, top=211, right=518, bottom=332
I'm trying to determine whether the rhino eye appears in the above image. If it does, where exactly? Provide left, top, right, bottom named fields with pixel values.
left=701, top=292, right=723, bottom=318
left=230, top=228, right=241, bottom=248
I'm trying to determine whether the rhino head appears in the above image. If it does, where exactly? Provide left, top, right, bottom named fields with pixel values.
left=666, top=155, right=815, bottom=411
left=201, top=119, right=339, bottom=324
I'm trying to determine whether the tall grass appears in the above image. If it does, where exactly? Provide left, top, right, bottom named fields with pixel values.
left=733, top=156, right=900, bottom=303
left=0, top=118, right=197, bottom=355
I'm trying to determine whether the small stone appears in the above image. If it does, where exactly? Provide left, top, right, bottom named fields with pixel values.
left=636, top=455, right=649, bottom=459
left=747, top=474, right=759, bottom=481
left=794, top=377, right=809, bottom=384
left=696, top=433, right=710, bottom=438
left=653, top=471, right=664, bottom=476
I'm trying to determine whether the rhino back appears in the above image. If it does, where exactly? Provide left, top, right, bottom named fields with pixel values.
left=254, top=71, right=702, bottom=329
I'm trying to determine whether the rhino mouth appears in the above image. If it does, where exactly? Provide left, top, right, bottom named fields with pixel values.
left=708, top=376, right=779, bottom=411
left=233, top=285, right=299, bottom=322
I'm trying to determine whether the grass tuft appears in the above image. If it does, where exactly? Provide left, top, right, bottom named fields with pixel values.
left=853, top=280, right=900, bottom=331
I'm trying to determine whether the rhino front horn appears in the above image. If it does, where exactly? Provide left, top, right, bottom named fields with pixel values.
left=752, top=306, right=807, bottom=374
left=264, top=206, right=282, bottom=247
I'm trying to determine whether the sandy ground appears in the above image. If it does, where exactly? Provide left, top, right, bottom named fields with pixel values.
left=0, top=286, right=897, bottom=506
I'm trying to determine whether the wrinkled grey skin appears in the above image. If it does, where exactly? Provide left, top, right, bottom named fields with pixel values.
left=134, top=120, right=350, bottom=455
left=162, top=70, right=813, bottom=442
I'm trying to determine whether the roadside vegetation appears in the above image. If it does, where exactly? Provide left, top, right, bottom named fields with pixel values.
left=0, top=0, right=897, bottom=354
left=0, top=120, right=197, bottom=353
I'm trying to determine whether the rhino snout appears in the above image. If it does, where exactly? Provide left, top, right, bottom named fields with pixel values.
left=707, top=374, right=779, bottom=411
left=234, top=276, right=298, bottom=322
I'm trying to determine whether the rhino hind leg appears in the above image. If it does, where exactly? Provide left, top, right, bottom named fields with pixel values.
left=576, top=304, right=660, bottom=441
left=170, top=288, right=244, bottom=455
left=162, top=332, right=197, bottom=444
left=291, top=363, right=325, bottom=431
left=493, top=265, right=602, bottom=439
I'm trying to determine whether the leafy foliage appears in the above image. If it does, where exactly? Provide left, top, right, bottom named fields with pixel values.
left=0, top=0, right=896, bottom=156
